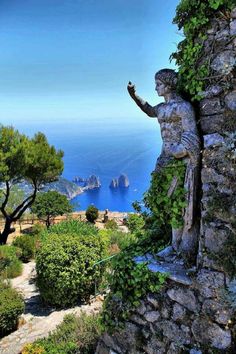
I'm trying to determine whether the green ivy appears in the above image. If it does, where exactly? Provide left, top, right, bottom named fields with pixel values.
left=144, top=159, right=186, bottom=230
left=171, top=0, right=234, bottom=100
left=102, top=233, right=167, bottom=331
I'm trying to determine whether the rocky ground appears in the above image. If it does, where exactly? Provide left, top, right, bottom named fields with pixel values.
left=0, top=262, right=103, bottom=354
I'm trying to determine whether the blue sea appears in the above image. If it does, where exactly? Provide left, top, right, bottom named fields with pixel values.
left=14, top=118, right=162, bottom=212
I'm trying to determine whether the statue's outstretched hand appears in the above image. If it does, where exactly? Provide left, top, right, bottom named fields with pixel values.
left=127, top=81, right=136, bottom=97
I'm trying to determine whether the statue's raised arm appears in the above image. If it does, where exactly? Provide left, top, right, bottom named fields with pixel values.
left=127, top=81, right=156, bottom=117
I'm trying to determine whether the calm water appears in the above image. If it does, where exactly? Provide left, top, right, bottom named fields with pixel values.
left=14, top=119, right=162, bottom=211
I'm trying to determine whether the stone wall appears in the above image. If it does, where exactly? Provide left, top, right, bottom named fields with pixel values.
left=198, top=8, right=236, bottom=275
left=96, top=271, right=233, bottom=353
left=96, top=8, right=236, bottom=354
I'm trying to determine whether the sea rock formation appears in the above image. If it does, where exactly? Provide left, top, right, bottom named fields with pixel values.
left=73, top=175, right=101, bottom=189
left=110, top=174, right=129, bottom=188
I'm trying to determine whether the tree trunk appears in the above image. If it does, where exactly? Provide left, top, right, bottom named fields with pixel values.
left=0, top=218, right=15, bottom=245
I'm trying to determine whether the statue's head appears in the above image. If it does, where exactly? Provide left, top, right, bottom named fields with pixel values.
left=155, top=69, right=178, bottom=96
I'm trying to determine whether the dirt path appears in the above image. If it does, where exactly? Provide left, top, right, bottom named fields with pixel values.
left=0, top=262, right=103, bottom=354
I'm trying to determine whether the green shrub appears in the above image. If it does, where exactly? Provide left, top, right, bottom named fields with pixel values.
left=126, top=214, right=145, bottom=235
left=0, top=245, right=23, bottom=278
left=98, top=229, right=136, bottom=253
left=30, top=223, right=45, bottom=236
left=36, top=223, right=108, bottom=307
left=12, top=235, right=39, bottom=262
left=104, top=219, right=118, bottom=230
left=0, top=281, right=24, bottom=337
left=85, top=205, right=99, bottom=223
left=22, top=312, right=102, bottom=354
left=45, top=219, right=98, bottom=237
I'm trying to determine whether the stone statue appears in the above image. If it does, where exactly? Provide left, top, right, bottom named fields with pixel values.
left=127, top=69, right=200, bottom=258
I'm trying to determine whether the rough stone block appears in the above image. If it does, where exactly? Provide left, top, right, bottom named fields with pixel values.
left=167, top=288, right=198, bottom=312
left=196, top=269, right=225, bottom=298
left=172, top=303, right=187, bottom=321
left=159, top=320, right=191, bottom=345
left=144, top=311, right=160, bottom=323
left=203, top=133, right=224, bottom=148
left=204, top=227, right=227, bottom=253
left=224, top=91, right=236, bottom=111
left=201, top=167, right=226, bottom=184
left=143, top=337, right=166, bottom=354
left=167, top=342, right=183, bottom=354
left=146, top=294, right=159, bottom=309
left=199, top=98, right=223, bottom=116
left=230, top=19, right=236, bottom=35
left=130, top=314, right=146, bottom=326
left=202, top=299, right=232, bottom=325
left=231, top=7, right=236, bottom=19
left=211, top=51, right=236, bottom=75
left=192, top=318, right=231, bottom=349
left=200, top=114, right=225, bottom=134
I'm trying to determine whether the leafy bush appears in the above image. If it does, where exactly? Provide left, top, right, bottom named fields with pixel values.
left=0, top=245, right=23, bottom=278
left=12, top=235, right=39, bottom=262
left=85, top=205, right=99, bottom=223
left=30, top=223, right=46, bottom=236
left=45, top=219, right=98, bottom=237
left=126, top=214, right=145, bottom=235
left=36, top=222, right=108, bottom=307
left=0, top=281, right=24, bottom=337
left=22, top=312, right=102, bottom=354
left=98, top=229, right=136, bottom=254
left=104, top=219, right=118, bottom=230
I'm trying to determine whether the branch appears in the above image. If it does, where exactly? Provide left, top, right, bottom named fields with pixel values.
left=0, top=181, right=10, bottom=219
left=12, top=189, right=37, bottom=221
left=11, top=181, right=37, bottom=220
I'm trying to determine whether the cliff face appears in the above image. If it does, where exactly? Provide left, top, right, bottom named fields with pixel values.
left=43, top=177, right=83, bottom=199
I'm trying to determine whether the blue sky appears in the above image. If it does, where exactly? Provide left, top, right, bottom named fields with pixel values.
left=0, top=0, right=180, bottom=127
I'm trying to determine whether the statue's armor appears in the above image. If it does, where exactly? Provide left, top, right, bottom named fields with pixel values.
left=154, top=100, right=183, bottom=172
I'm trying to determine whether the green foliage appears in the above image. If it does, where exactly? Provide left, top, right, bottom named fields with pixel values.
left=85, top=205, right=99, bottom=223
left=42, top=219, right=98, bottom=238
left=102, top=232, right=167, bottom=331
left=12, top=235, right=39, bottom=262
left=126, top=214, right=145, bottom=236
left=0, top=281, right=24, bottom=337
left=0, top=245, right=23, bottom=278
left=98, top=229, right=136, bottom=254
left=30, top=223, right=46, bottom=236
left=31, top=191, right=73, bottom=228
left=132, top=200, right=142, bottom=213
left=171, top=0, right=234, bottom=100
left=0, top=125, right=64, bottom=244
left=36, top=221, right=108, bottom=307
left=104, top=219, right=118, bottom=230
left=22, top=313, right=102, bottom=354
left=144, top=160, right=186, bottom=230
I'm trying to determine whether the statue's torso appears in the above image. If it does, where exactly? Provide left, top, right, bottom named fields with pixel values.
left=154, top=101, right=183, bottom=156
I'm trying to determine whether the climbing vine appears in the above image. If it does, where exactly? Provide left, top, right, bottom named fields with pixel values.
left=144, top=159, right=186, bottom=230
left=171, top=0, right=234, bottom=100
left=102, top=233, right=167, bottom=331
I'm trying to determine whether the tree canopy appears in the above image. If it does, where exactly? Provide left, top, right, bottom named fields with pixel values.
left=31, top=191, right=73, bottom=228
left=0, top=126, right=64, bottom=244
